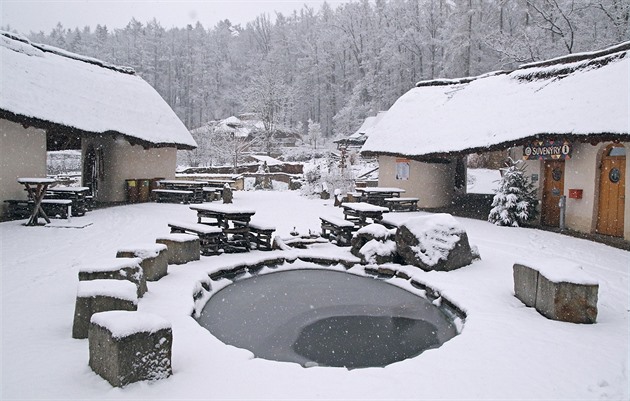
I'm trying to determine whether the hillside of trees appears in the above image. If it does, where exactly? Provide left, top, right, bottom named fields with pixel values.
left=7, top=0, right=629, bottom=138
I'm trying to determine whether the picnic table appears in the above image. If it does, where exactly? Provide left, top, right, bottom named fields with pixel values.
left=46, top=186, right=91, bottom=216
left=156, top=180, right=207, bottom=203
left=340, top=202, right=389, bottom=228
left=355, top=187, right=406, bottom=206
left=189, top=204, right=256, bottom=252
left=17, top=177, right=57, bottom=226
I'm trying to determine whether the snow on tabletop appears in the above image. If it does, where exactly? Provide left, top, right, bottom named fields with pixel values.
left=78, top=257, right=142, bottom=273
left=358, top=187, right=405, bottom=193
left=16, top=177, right=57, bottom=184
left=76, top=279, right=138, bottom=303
left=403, top=214, right=466, bottom=266
left=356, top=223, right=390, bottom=239
left=90, top=310, right=170, bottom=338
left=341, top=202, right=389, bottom=212
left=156, top=233, right=198, bottom=242
left=189, top=204, right=256, bottom=214
left=517, top=258, right=599, bottom=285
left=117, top=243, right=167, bottom=259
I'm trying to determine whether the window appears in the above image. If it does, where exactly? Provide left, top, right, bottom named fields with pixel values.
left=396, top=159, right=410, bottom=180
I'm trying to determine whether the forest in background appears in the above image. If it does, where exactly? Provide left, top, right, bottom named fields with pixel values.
left=5, top=0, right=629, bottom=138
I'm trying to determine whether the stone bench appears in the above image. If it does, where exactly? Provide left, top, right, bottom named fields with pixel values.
left=116, top=244, right=168, bottom=281
left=320, top=216, right=355, bottom=246
left=78, top=257, right=147, bottom=298
left=156, top=233, right=200, bottom=265
left=513, top=259, right=599, bottom=324
left=72, top=279, right=138, bottom=339
left=89, top=310, right=172, bottom=387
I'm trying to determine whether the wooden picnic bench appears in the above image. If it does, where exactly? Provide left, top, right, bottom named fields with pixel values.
left=356, top=187, right=405, bottom=206
left=189, top=204, right=256, bottom=253
left=4, top=198, right=72, bottom=219
left=168, top=221, right=224, bottom=255
left=234, top=220, right=276, bottom=251
left=384, top=197, right=419, bottom=211
left=320, top=216, right=354, bottom=246
left=46, top=186, right=91, bottom=216
left=340, top=202, right=389, bottom=228
left=157, top=180, right=206, bottom=203
left=153, top=189, right=194, bottom=204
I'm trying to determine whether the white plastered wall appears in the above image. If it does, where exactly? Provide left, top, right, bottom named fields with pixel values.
left=378, top=155, right=456, bottom=208
left=0, top=119, right=47, bottom=217
left=82, top=136, right=177, bottom=203
left=512, top=141, right=629, bottom=240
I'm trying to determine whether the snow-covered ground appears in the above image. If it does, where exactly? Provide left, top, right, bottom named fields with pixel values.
left=467, top=168, right=501, bottom=194
left=1, top=190, right=628, bottom=400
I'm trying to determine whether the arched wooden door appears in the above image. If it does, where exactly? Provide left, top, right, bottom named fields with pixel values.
left=597, top=144, right=626, bottom=237
left=541, top=160, right=565, bottom=227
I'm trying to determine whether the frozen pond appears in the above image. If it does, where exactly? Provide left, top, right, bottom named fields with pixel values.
left=198, top=268, right=460, bottom=368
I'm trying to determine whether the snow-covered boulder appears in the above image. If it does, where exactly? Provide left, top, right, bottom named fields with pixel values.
left=351, top=223, right=397, bottom=264
left=395, top=214, right=478, bottom=271
left=116, top=243, right=168, bottom=281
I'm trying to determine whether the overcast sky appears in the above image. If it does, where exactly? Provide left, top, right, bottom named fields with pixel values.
left=2, top=0, right=339, bottom=35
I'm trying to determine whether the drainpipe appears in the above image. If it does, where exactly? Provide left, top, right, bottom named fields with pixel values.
left=558, top=195, right=567, bottom=231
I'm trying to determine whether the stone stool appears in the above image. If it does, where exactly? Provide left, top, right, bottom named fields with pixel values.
left=89, top=311, right=172, bottom=387
left=116, top=244, right=168, bottom=281
left=72, top=279, right=138, bottom=339
left=156, top=233, right=200, bottom=265
left=513, top=259, right=599, bottom=324
left=78, top=257, right=146, bottom=298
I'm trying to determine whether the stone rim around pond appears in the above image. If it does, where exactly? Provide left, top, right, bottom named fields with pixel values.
left=195, top=262, right=465, bottom=369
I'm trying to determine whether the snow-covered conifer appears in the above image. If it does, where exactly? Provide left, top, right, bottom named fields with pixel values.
left=488, top=160, right=538, bottom=227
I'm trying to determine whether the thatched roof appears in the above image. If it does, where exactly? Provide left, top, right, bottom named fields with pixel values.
left=362, top=42, right=630, bottom=160
left=0, top=31, right=196, bottom=150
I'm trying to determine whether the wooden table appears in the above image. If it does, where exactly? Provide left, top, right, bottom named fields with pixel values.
left=17, top=177, right=57, bottom=226
left=340, top=202, right=389, bottom=228
left=356, top=187, right=406, bottom=206
left=189, top=204, right=256, bottom=252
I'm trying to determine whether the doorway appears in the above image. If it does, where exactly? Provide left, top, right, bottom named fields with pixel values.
left=541, top=160, right=565, bottom=227
left=83, top=145, right=103, bottom=200
left=597, top=144, right=626, bottom=237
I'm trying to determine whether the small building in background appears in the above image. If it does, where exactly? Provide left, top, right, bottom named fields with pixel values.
left=362, top=41, right=629, bottom=240
left=334, top=111, right=387, bottom=150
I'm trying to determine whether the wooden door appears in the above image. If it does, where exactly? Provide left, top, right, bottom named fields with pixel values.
left=541, top=160, right=565, bottom=227
left=597, top=145, right=626, bottom=237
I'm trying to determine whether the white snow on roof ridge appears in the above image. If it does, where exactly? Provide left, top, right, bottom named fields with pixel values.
left=0, top=30, right=135, bottom=74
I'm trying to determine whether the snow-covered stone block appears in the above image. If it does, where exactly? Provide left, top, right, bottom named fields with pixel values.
left=72, top=279, right=138, bottom=339
left=351, top=223, right=397, bottom=264
left=89, top=311, right=172, bottom=387
left=116, top=243, right=168, bottom=281
left=156, top=234, right=200, bottom=265
left=395, top=214, right=477, bottom=271
left=514, top=260, right=599, bottom=324
left=78, top=258, right=146, bottom=298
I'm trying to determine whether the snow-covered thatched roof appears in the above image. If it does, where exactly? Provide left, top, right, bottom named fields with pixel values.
left=335, top=111, right=387, bottom=145
left=0, top=31, right=197, bottom=150
left=362, top=42, right=630, bottom=159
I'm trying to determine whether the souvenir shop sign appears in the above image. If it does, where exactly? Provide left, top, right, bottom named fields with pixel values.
left=523, top=140, right=572, bottom=160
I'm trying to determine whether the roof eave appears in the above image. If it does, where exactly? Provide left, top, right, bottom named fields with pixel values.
left=1, top=109, right=197, bottom=151
left=361, top=132, right=630, bottom=161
